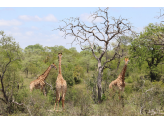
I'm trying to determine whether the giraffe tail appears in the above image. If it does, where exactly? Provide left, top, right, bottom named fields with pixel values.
left=59, top=96, right=62, bottom=103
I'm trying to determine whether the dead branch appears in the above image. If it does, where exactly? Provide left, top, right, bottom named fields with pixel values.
left=26, top=105, right=32, bottom=116
left=12, top=100, right=24, bottom=106
left=156, top=8, right=164, bottom=19
left=0, top=97, right=7, bottom=104
left=147, top=109, right=164, bottom=116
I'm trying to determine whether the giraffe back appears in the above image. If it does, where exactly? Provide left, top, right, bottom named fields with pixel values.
left=56, top=74, right=67, bottom=93
left=109, top=78, right=125, bottom=91
left=30, top=78, right=45, bottom=91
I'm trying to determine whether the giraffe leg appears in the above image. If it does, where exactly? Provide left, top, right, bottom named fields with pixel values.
left=40, top=86, right=44, bottom=95
left=62, top=100, right=65, bottom=111
left=121, top=90, right=124, bottom=107
left=57, top=93, right=60, bottom=112
left=30, top=84, right=33, bottom=93
left=43, top=86, right=46, bottom=96
left=54, top=92, right=58, bottom=111
left=62, top=93, right=65, bottom=111
left=54, top=92, right=60, bottom=112
left=54, top=98, right=57, bottom=111
left=30, top=88, right=32, bottom=92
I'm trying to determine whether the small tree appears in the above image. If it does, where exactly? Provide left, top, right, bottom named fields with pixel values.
left=0, top=31, right=23, bottom=113
left=54, top=7, right=134, bottom=102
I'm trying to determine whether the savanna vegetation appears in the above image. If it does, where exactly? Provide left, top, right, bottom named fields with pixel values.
left=1, top=8, right=164, bottom=116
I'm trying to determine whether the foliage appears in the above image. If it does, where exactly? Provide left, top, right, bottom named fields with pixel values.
left=25, top=44, right=44, bottom=52
left=0, top=31, right=23, bottom=114
left=73, top=65, right=84, bottom=84
left=62, top=63, right=75, bottom=86
left=130, top=23, right=164, bottom=81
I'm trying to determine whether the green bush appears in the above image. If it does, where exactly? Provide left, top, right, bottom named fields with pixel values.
left=101, top=93, right=106, bottom=101
left=125, top=76, right=133, bottom=83
left=65, top=87, right=93, bottom=116
left=62, top=64, right=75, bottom=86
left=124, top=85, right=132, bottom=94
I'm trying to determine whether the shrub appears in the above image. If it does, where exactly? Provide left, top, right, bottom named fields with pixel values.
left=65, top=87, right=93, bottom=116
left=125, top=76, right=133, bottom=83
left=124, top=85, right=132, bottom=94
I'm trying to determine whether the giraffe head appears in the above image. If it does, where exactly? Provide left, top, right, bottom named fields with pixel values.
left=58, top=52, right=62, bottom=59
left=51, top=63, right=57, bottom=70
left=125, top=57, right=130, bottom=65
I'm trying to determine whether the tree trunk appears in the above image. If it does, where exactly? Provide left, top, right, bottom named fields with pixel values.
left=150, top=70, right=156, bottom=82
left=87, top=63, right=89, bottom=73
left=0, top=79, right=8, bottom=103
left=26, top=69, right=28, bottom=78
left=97, top=60, right=102, bottom=103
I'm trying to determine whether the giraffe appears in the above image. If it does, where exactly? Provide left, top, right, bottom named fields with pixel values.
left=54, top=52, right=67, bottom=111
left=109, top=57, right=130, bottom=100
left=30, top=63, right=57, bottom=96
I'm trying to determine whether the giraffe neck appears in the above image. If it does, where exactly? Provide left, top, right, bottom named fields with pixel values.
left=118, top=64, right=127, bottom=81
left=59, top=56, right=62, bottom=74
left=38, top=65, right=52, bottom=80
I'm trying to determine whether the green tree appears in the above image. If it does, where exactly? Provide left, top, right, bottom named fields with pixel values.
left=62, top=63, right=74, bottom=86
left=22, top=49, right=43, bottom=78
left=25, top=44, right=44, bottom=52
left=130, top=23, right=164, bottom=81
left=73, top=65, right=84, bottom=84
left=0, top=31, right=23, bottom=114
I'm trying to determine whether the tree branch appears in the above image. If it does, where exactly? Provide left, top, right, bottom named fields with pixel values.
left=102, top=41, right=123, bottom=70
left=0, top=97, right=7, bottom=104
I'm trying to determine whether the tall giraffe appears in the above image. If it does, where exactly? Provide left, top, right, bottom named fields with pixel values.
left=54, top=52, right=67, bottom=111
left=109, top=57, right=130, bottom=99
left=30, top=63, right=57, bottom=96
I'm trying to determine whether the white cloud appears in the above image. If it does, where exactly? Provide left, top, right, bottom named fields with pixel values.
left=33, top=15, right=42, bottom=21
left=12, top=27, right=19, bottom=31
left=0, top=19, right=22, bottom=26
left=12, top=32, right=22, bottom=37
left=25, top=31, right=33, bottom=36
left=19, top=15, right=42, bottom=21
left=19, top=15, right=31, bottom=21
left=31, top=26, right=39, bottom=30
left=19, top=14, right=57, bottom=22
left=43, top=14, right=57, bottom=22
left=5, top=30, right=22, bottom=37
left=80, top=13, right=103, bottom=23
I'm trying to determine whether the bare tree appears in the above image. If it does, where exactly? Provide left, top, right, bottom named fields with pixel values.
left=54, top=7, right=135, bottom=102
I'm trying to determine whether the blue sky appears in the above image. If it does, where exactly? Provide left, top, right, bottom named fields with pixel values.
left=0, top=1, right=164, bottom=51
